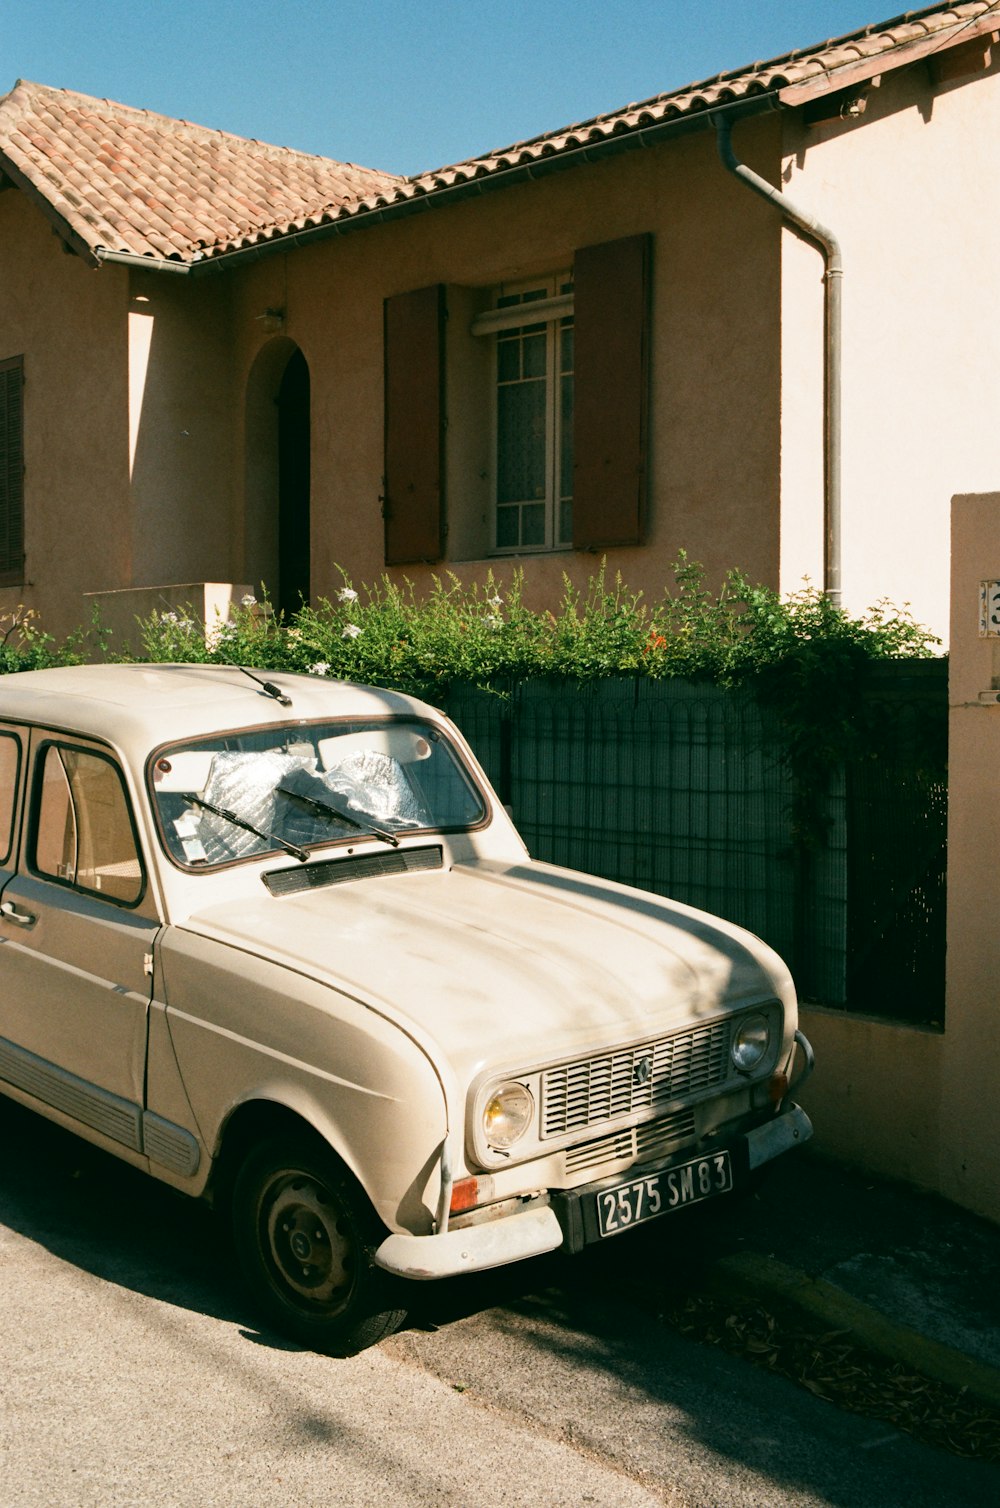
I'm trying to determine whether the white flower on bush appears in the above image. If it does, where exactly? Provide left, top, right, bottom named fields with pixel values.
left=241, top=594, right=257, bottom=608
left=484, top=613, right=503, bottom=630
left=487, top=594, right=503, bottom=610
left=309, top=661, right=331, bottom=676
left=337, top=587, right=359, bottom=604
left=342, top=623, right=362, bottom=640
left=159, top=610, right=179, bottom=625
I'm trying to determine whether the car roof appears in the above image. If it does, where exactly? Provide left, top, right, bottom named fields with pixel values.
left=0, top=664, right=438, bottom=757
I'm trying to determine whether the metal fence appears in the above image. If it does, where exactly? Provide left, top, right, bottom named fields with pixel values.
left=445, top=661, right=947, bottom=1026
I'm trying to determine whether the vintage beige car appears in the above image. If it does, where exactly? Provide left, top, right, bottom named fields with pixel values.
left=0, top=663, right=813, bottom=1353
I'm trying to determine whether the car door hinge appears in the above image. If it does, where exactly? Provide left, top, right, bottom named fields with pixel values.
left=143, top=952, right=154, bottom=978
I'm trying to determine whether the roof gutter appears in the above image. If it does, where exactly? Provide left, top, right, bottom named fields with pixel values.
left=94, top=247, right=192, bottom=275
left=714, top=115, right=843, bottom=607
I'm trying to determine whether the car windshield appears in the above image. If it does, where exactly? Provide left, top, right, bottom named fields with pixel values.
left=149, top=717, right=486, bottom=869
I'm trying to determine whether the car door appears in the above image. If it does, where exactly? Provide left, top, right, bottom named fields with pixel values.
left=0, top=731, right=159, bottom=1160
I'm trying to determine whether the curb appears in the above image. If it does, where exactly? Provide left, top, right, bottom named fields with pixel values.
left=705, top=1252, right=1000, bottom=1413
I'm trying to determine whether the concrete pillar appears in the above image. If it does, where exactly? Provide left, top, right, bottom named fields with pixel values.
left=943, top=493, right=1000, bottom=1221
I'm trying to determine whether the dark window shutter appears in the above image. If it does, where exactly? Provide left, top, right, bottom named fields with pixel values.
left=572, top=234, right=651, bottom=550
left=0, top=357, right=24, bottom=585
left=383, top=285, right=445, bottom=566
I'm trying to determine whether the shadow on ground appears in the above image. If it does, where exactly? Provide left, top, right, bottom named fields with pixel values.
left=3, top=1095, right=1000, bottom=1508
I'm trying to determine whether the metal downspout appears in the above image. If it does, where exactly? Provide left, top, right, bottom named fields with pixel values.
left=714, top=116, right=843, bottom=606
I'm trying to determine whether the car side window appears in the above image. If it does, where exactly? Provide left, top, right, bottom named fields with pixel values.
left=32, top=744, right=145, bottom=905
left=0, top=732, right=21, bottom=865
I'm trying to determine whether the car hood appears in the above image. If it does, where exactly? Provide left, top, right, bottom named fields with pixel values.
left=179, top=858, right=794, bottom=1080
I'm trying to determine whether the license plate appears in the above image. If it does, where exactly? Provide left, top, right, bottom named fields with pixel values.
left=596, top=1150, right=734, bottom=1237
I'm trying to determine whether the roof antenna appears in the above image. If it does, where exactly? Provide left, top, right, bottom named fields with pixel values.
left=236, top=665, right=292, bottom=707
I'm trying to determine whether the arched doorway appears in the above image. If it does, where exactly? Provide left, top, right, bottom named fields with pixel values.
left=276, top=349, right=310, bottom=616
left=244, top=340, right=311, bottom=615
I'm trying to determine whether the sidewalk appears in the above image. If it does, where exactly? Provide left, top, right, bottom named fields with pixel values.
left=700, top=1147, right=1000, bottom=1410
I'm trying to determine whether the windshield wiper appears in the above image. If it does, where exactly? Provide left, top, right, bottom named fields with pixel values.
left=276, top=784, right=400, bottom=848
left=182, top=794, right=310, bottom=863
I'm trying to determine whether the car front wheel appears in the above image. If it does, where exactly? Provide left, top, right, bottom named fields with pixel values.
left=232, top=1134, right=407, bottom=1355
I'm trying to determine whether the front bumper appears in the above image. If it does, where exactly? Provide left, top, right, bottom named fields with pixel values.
left=374, top=1100, right=813, bottom=1281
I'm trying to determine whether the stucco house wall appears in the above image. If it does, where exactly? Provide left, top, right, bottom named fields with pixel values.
left=779, top=56, right=1000, bottom=638
left=0, top=190, right=131, bottom=632
left=223, top=115, right=784, bottom=617
left=127, top=267, right=236, bottom=590
left=0, top=196, right=239, bottom=638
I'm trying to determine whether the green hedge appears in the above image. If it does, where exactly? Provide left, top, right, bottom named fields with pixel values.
left=119, top=556, right=940, bottom=694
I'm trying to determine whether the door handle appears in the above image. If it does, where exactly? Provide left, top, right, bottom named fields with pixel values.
left=1, top=900, right=36, bottom=928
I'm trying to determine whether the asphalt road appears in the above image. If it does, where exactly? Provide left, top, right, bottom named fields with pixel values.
left=1, top=1098, right=997, bottom=1508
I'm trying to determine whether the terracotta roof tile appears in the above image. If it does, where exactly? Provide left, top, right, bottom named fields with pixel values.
left=0, top=78, right=403, bottom=263
left=398, top=2, right=998, bottom=202
left=0, top=3, right=995, bottom=267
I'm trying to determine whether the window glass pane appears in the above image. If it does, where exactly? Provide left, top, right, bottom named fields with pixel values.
left=522, top=331, right=546, bottom=379
left=35, top=747, right=76, bottom=882
left=0, top=733, right=19, bottom=863
left=497, top=334, right=520, bottom=384
left=521, top=504, right=546, bottom=547
left=496, top=505, right=520, bottom=550
left=35, top=745, right=143, bottom=903
left=491, top=274, right=573, bottom=556
left=560, top=323, right=574, bottom=374
left=497, top=381, right=546, bottom=504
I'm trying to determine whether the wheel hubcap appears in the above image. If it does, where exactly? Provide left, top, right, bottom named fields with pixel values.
left=264, top=1172, right=353, bottom=1307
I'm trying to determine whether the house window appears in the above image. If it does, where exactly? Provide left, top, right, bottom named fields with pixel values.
left=0, top=356, right=24, bottom=585
left=488, top=277, right=574, bottom=553
left=383, top=234, right=650, bottom=566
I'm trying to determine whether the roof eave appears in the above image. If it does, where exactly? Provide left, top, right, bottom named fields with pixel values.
left=0, top=149, right=102, bottom=267
left=777, top=7, right=1000, bottom=106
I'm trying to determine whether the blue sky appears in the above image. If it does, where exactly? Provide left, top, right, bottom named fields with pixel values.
left=6, top=1, right=891, bottom=174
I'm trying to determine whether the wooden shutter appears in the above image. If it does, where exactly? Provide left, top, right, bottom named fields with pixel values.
left=572, top=235, right=651, bottom=550
left=0, top=357, right=24, bottom=585
left=383, top=285, right=445, bottom=565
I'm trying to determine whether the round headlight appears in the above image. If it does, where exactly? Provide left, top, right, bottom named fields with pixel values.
left=483, top=1082, right=534, bottom=1149
left=732, top=1015, right=770, bottom=1074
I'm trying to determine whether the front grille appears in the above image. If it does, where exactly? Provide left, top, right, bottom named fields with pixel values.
left=542, top=1020, right=732, bottom=1138
left=564, top=1107, right=697, bottom=1174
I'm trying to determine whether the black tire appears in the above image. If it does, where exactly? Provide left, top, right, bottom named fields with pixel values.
left=231, top=1133, right=407, bottom=1356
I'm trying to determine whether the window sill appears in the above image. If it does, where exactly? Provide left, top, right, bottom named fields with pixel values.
left=482, top=546, right=576, bottom=561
